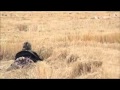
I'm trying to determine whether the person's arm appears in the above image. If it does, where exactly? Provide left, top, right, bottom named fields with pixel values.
left=33, top=52, right=43, bottom=61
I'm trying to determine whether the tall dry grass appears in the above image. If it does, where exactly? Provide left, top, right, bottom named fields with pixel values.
left=0, top=11, right=120, bottom=79
left=1, top=31, right=120, bottom=60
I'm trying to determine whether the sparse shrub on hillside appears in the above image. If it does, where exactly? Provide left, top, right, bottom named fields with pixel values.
left=60, top=32, right=120, bottom=43
left=66, top=54, right=79, bottom=63
left=0, top=53, right=3, bottom=60
left=71, top=61, right=102, bottom=77
left=0, top=48, right=16, bottom=60
left=16, top=24, right=28, bottom=32
left=38, top=47, right=53, bottom=59
left=57, top=49, right=68, bottom=60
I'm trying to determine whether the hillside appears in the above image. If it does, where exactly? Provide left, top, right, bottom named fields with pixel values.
left=0, top=11, right=120, bottom=78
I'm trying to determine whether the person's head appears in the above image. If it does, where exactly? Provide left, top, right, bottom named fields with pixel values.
left=22, top=42, right=31, bottom=50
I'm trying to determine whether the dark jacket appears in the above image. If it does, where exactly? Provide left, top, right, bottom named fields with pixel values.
left=15, top=50, right=43, bottom=62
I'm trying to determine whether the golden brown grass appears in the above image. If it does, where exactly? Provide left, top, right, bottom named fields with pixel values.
left=0, top=11, right=120, bottom=79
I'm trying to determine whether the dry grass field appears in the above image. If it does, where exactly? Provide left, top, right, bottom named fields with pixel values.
left=0, top=11, right=120, bottom=79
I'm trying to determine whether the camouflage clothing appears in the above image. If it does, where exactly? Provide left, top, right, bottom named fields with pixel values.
left=7, top=57, right=34, bottom=71
left=13, top=57, right=34, bottom=68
